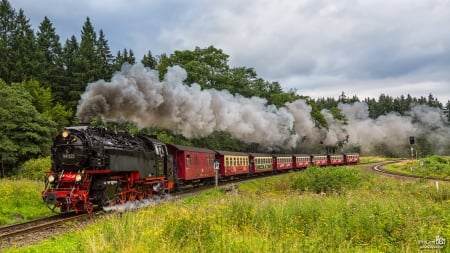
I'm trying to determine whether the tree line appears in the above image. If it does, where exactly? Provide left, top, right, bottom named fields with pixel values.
left=0, top=0, right=449, bottom=176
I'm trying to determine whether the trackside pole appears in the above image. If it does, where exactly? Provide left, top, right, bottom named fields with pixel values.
left=214, top=160, right=220, bottom=188
left=409, top=136, right=415, bottom=159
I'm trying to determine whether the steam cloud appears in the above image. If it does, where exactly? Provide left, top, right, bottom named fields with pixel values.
left=77, top=64, right=450, bottom=155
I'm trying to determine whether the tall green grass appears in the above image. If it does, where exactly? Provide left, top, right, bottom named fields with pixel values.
left=0, top=179, right=50, bottom=225
left=385, top=155, right=450, bottom=179
left=5, top=166, right=450, bottom=253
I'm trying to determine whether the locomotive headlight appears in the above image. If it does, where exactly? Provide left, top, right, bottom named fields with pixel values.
left=62, top=130, right=70, bottom=138
left=48, top=174, right=55, bottom=183
left=75, top=174, right=82, bottom=182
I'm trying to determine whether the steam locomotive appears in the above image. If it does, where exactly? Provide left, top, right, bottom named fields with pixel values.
left=42, top=126, right=359, bottom=213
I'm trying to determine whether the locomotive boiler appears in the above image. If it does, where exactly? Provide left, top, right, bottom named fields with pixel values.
left=42, top=126, right=174, bottom=213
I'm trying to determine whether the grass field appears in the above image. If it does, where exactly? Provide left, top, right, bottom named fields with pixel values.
left=0, top=179, right=51, bottom=225
left=384, top=156, right=450, bottom=179
left=4, top=161, right=450, bottom=253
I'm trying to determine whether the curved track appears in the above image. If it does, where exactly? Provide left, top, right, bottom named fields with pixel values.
left=371, top=161, right=450, bottom=182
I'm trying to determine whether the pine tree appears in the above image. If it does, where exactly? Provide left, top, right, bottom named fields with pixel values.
left=0, top=0, right=15, bottom=82
left=127, top=49, right=136, bottom=64
left=96, top=29, right=114, bottom=79
left=9, top=9, right=37, bottom=82
left=113, top=50, right=123, bottom=72
left=73, top=17, right=101, bottom=85
left=36, top=16, right=65, bottom=96
left=68, top=17, right=105, bottom=112
left=141, top=50, right=157, bottom=69
left=62, top=35, right=79, bottom=78
left=61, top=35, right=80, bottom=110
left=113, top=48, right=135, bottom=71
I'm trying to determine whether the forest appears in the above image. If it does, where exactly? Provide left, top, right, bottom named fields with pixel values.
left=1, top=0, right=449, bottom=177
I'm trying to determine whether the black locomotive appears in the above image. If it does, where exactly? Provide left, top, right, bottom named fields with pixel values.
left=43, top=126, right=174, bottom=213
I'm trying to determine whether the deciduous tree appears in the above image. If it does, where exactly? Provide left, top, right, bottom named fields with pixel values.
left=0, top=80, right=55, bottom=176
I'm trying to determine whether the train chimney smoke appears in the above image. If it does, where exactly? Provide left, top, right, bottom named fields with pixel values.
left=77, top=63, right=450, bottom=154
left=77, top=64, right=300, bottom=147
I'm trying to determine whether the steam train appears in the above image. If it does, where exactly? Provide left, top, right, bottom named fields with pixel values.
left=42, top=126, right=359, bottom=213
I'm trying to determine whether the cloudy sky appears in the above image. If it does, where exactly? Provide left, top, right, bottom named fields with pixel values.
left=9, top=0, right=450, bottom=104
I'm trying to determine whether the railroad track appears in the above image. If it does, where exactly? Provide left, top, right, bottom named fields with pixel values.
left=0, top=213, right=93, bottom=249
left=372, top=161, right=450, bottom=182
left=0, top=185, right=230, bottom=250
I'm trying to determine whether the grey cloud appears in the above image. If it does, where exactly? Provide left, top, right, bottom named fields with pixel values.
left=9, top=0, right=450, bottom=102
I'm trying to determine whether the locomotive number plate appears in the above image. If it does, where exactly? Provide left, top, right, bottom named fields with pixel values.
left=62, top=153, right=76, bottom=159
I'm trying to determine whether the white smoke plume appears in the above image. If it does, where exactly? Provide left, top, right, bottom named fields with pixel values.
left=77, top=64, right=300, bottom=147
left=77, top=63, right=450, bottom=155
left=339, top=102, right=450, bottom=155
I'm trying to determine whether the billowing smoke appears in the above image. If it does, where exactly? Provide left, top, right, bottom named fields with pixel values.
left=339, top=102, right=450, bottom=155
left=77, top=64, right=299, bottom=147
left=77, top=63, right=450, bottom=155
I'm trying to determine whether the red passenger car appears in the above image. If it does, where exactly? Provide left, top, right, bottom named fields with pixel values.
left=327, top=154, right=345, bottom=165
left=215, top=151, right=250, bottom=177
left=310, top=154, right=328, bottom=166
left=344, top=153, right=360, bottom=164
left=293, top=154, right=310, bottom=169
left=273, top=154, right=294, bottom=171
left=167, top=144, right=216, bottom=184
left=249, top=153, right=274, bottom=174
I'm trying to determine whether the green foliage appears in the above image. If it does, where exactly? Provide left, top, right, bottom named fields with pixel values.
left=141, top=50, right=157, bottom=69
left=35, top=16, right=65, bottom=92
left=328, top=107, right=347, bottom=123
left=167, top=46, right=230, bottom=89
left=0, top=81, right=55, bottom=176
left=96, top=29, right=114, bottom=79
left=0, top=0, right=16, bottom=81
left=7, top=8, right=39, bottom=83
left=113, top=48, right=136, bottom=72
left=386, top=156, right=450, bottom=179
left=422, top=155, right=450, bottom=172
left=306, top=99, right=328, bottom=129
left=17, top=79, right=72, bottom=130
left=191, top=131, right=248, bottom=151
left=16, top=156, right=50, bottom=180
left=74, top=17, right=101, bottom=85
left=291, top=166, right=361, bottom=193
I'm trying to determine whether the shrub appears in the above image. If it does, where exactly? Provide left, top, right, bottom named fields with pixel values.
left=292, top=166, right=361, bottom=193
left=16, top=156, right=51, bottom=180
left=422, top=155, right=450, bottom=175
